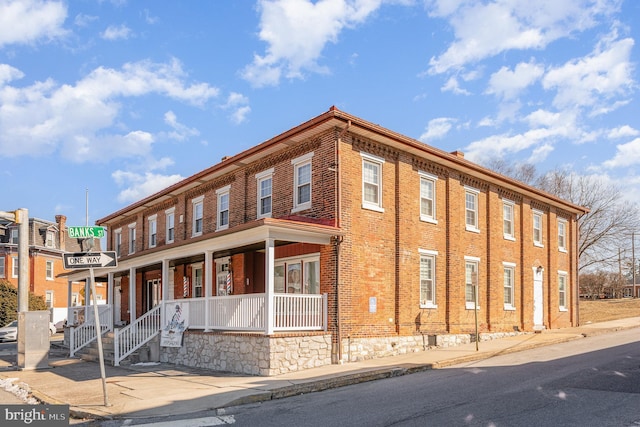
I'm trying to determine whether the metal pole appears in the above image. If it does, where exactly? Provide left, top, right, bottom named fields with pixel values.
left=633, top=232, right=636, bottom=298
left=474, top=284, right=479, bottom=351
left=90, top=267, right=110, bottom=407
left=17, top=208, right=29, bottom=313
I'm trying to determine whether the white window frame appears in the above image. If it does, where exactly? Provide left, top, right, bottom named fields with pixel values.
left=165, top=208, right=175, bottom=244
left=503, top=200, right=515, bottom=240
left=292, top=152, right=314, bottom=213
left=558, top=219, right=567, bottom=252
left=465, top=256, right=480, bottom=310
left=419, top=249, right=438, bottom=308
left=361, top=152, right=384, bottom=212
left=216, top=185, right=231, bottom=231
left=274, top=254, right=321, bottom=294
left=465, top=187, right=480, bottom=233
left=114, top=228, right=122, bottom=258
left=558, top=271, right=568, bottom=311
left=419, top=172, right=437, bottom=224
left=503, top=262, right=516, bottom=310
left=46, top=230, right=55, bottom=248
left=0, top=257, right=4, bottom=278
left=10, top=229, right=18, bottom=244
left=12, top=256, right=18, bottom=278
left=128, top=223, right=136, bottom=255
left=46, top=260, right=54, bottom=280
left=192, top=263, right=203, bottom=298
left=45, top=290, right=53, bottom=308
left=192, top=195, right=204, bottom=237
left=533, top=210, right=543, bottom=247
left=148, top=214, right=157, bottom=248
left=256, top=168, right=274, bottom=219
left=216, top=257, right=231, bottom=296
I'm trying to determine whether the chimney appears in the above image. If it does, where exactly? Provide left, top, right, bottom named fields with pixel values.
left=56, top=215, right=66, bottom=250
left=451, top=150, right=464, bottom=158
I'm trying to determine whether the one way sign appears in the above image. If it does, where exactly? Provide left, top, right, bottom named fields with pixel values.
left=63, top=252, right=117, bottom=269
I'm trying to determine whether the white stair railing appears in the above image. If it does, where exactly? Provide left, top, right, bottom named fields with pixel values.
left=69, top=305, right=113, bottom=357
left=113, top=304, right=162, bottom=366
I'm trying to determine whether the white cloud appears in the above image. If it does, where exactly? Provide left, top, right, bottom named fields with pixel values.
left=608, top=125, right=639, bottom=139
left=427, top=0, right=618, bottom=74
left=0, top=59, right=219, bottom=160
left=0, top=0, right=68, bottom=48
left=164, top=111, right=200, bottom=141
left=101, top=24, right=133, bottom=41
left=0, top=64, right=24, bottom=85
left=113, top=169, right=184, bottom=204
left=221, top=92, right=251, bottom=124
left=486, top=60, right=544, bottom=100
left=241, top=0, right=383, bottom=87
left=441, top=76, right=470, bottom=95
left=74, top=13, right=98, bottom=28
left=602, top=137, right=640, bottom=168
left=419, top=117, right=456, bottom=142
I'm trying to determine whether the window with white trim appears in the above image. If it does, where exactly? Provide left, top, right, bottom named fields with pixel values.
left=292, top=152, right=313, bottom=212
left=148, top=214, right=157, bottom=248
left=217, top=185, right=230, bottom=231
left=10, top=228, right=18, bottom=244
left=192, top=264, right=203, bottom=298
left=11, top=256, right=18, bottom=278
left=465, top=188, right=479, bottom=232
left=465, top=257, right=480, bottom=309
left=274, top=255, right=320, bottom=294
left=192, top=196, right=204, bottom=236
left=256, top=168, right=273, bottom=219
left=46, top=260, right=54, bottom=280
left=165, top=208, right=175, bottom=244
left=503, top=200, right=515, bottom=240
left=419, top=249, right=437, bottom=308
left=533, top=210, right=543, bottom=247
left=558, top=271, right=568, bottom=311
left=216, top=258, right=231, bottom=296
left=419, top=172, right=437, bottom=223
left=503, top=262, right=516, bottom=310
left=45, top=291, right=53, bottom=308
left=0, top=257, right=4, bottom=278
left=361, top=152, right=384, bottom=211
left=128, top=223, right=136, bottom=254
left=46, top=230, right=55, bottom=248
left=558, top=219, right=567, bottom=252
left=114, top=229, right=122, bottom=258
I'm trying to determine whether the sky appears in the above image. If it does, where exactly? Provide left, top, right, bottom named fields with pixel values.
left=1, top=0, right=639, bottom=230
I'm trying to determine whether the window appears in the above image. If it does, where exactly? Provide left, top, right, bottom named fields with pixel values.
left=0, top=257, right=4, bottom=278
left=558, top=272, right=568, bottom=311
left=46, top=260, right=54, bottom=280
left=165, top=208, right=175, bottom=244
left=465, top=257, right=480, bottom=309
left=11, top=256, right=18, bottom=278
left=10, top=229, right=18, bottom=244
left=128, top=223, right=136, bottom=255
left=558, top=220, right=567, bottom=252
left=114, top=229, right=122, bottom=258
left=256, top=169, right=274, bottom=219
left=148, top=214, right=157, bottom=248
left=419, top=250, right=437, bottom=308
left=465, top=188, right=479, bottom=232
left=45, top=291, right=53, bottom=308
left=533, top=211, right=543, bottom=247
left=46, top=230, right=55, bottom=248
left=361, top=153, right=384, bottom=211
left=503, top=262, right=515, bottom=310
left=193, top=264, right=203, bottom=298
left=71, top=293, right=79, bottom=306
left=503, top=200, right=515, bottom=240
left=292, top=152, right=313, bottom=212
left=192, top=196, right=204, bottom=236
left=419, top=172, right=437, bottom=223
left=216, top=185, right=230, bottom=231
left=274, top=255, right=320, bottom=294
left=216, top=258, right=231, bottom=296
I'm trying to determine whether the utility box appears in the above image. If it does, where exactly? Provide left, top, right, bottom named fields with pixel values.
left=17, top=311, right=50, bottom=370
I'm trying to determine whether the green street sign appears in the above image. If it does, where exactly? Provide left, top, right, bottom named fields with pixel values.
left=68, top=226, right=105, bottom=239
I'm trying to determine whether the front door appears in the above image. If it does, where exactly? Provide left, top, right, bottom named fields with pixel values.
left=114, top=278, right=122, bottom=325
left=533, top=267, right=544, bottom=330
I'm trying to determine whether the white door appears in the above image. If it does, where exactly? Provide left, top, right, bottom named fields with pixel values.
left=114, top=278, right=122, bottom=326
left=533, top=267, right=544, bottom=330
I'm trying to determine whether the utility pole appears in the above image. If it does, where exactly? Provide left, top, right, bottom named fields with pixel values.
left=0, top=209, right=28, bottom=312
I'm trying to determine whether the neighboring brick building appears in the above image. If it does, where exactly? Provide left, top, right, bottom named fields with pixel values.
left=0, top=215, right=106, bottom=325
left=67, top=107, right=587, bottom=375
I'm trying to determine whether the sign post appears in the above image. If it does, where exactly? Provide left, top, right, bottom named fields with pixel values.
left=65, top=228, right=115, bottom=407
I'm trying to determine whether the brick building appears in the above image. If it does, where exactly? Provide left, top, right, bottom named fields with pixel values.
left=66, top=107, right=587, bottom=375
left=0, top=215, right=106, bottom=325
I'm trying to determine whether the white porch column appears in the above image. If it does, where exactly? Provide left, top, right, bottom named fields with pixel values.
left=129, top=267, right=136, bottom=324
left=161, top=259, right=170, bottom=327
left=66, top=279, right=73, bottom=325
left=107, top=272, right=114, bottom=327
left=204, top=250, right=213, bottom=331
left=265, top=238, right=275, bottom=335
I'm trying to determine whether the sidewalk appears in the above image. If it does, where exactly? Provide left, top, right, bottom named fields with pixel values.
left=1, top=317, right=638, bottom=423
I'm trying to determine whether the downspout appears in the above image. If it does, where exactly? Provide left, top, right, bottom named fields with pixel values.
left=334, top=121, right=350, bottom=364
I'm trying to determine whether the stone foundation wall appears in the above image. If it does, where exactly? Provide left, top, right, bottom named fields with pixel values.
left=160, top=332, right=332, bottom=376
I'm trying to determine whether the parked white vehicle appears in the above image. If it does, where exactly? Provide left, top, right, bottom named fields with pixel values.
left=0, top=320, right=57, bottom=342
